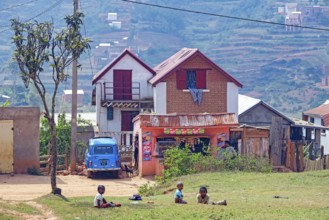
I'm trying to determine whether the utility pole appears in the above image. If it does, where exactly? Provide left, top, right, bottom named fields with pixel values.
left=70, top=0, right=78, bottom=174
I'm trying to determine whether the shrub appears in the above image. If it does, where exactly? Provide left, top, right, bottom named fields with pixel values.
left=159, top=147, right=272, bottom=183
left=139, top=147, right=272, bottom=195
left=27, top=166, right=42, bottom=175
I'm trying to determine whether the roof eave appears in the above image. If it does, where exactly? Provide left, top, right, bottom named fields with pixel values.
left=92, top=49, right=155, bottom=85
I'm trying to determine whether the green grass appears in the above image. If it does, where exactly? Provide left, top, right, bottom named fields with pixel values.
left=36, top=171, right=329, bottom=220
left=0, top=201, right=40, bottom=216
left=0, top=213, right=20, bottom=220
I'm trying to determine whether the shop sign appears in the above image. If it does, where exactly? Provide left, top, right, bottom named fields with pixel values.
left=164, top=128, right=205, bottom=135
left=217, top=133, right=226, bottom=147
left=142, top=132, right=152, bottom=161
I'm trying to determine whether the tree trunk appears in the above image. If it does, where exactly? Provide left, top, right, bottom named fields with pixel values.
left=49, top=118, right=61, bottom=194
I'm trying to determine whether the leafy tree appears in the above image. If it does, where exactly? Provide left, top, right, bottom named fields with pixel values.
left=0, top=100, right=9, bottom=107
left=11, top=12, right=90, bottom=194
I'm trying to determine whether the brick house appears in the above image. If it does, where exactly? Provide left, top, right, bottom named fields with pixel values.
left=134, top=48, right=242, bottom=176
left=149, top=48, right=242, bottom=115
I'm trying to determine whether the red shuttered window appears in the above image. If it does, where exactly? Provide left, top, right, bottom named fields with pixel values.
left=176, top=69, right=207, bottom=90
left=196, top=70, right=206, bottom=89
left=176, top=69, right=187, bottom=89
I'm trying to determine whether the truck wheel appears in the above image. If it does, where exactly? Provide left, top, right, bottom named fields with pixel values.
left=87, top=171, right=93, bottom=178
left=113, top=170, right=120, bottom=178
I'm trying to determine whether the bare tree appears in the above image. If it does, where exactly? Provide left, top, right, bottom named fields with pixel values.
left=11, top=12, right=90, bottom=194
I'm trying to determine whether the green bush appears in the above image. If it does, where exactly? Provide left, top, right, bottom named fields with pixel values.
left=158, top=147, right=272, bottom=184
left=139, top=147, right=272, bottom=196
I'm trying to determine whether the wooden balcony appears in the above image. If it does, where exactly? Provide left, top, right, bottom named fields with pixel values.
left=99, top=82, right=153, bottom=109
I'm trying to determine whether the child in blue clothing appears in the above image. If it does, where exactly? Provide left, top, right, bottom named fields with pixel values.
left=174, top=181, right=187, bottom=204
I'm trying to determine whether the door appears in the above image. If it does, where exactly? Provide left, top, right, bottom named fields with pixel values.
left=113, top=70, right=132, bottom=100
left=0, top=120, right=14, bottom=173
left=121, top=111, right=139, bottom=131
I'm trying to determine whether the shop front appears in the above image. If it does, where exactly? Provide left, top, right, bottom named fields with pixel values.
left=133, top=113, right=238, bottom=176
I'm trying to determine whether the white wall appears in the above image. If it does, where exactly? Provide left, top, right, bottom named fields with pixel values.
left=95, top=54, right=154, bottom=132
left=227, top=82, right=239, bottom=116
left=314, top=117, right=322, bottom=126
left=321, top=130, right=329, bottom=155
left=97, top=55, right=153, bottom=100
left=154, top=82, right=167, bottom=114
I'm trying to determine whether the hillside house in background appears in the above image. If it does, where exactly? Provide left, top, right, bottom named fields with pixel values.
left=92, top=49, right=155, bottom=153
left=303, top=101, right=329, bottom=155
left=62, top=89, right=84, bottom=106
left=134, top=48, right=242, bottom=176
left=321, top=65, right=329, bottom=86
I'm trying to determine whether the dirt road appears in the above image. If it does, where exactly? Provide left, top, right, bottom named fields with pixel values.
left=0, top=174, right=154, bottom=201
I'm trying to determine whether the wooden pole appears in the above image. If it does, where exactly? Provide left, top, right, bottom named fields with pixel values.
left=70, top=0, right=78, bottom=174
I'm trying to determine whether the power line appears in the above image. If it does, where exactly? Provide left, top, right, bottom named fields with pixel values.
left=79, top=0, right=94, bottom=76
left=0, top=0, right=39, bottom=12
left=0, top=0, right=64, bottom=33
left=121, top=0, right=329, bottom=32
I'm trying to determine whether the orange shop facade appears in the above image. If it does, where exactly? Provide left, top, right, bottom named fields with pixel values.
left=133, top=113, right=238, bottom=176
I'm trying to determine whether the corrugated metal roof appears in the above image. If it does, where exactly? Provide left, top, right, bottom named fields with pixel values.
left=303, top=102, right=329, bottom=117
left=238, top=94, right=293, bottom=123
left=291, top=117, right=328, bottom=129
left=133, top=113, right=238, bottom=127
left=149, top=48, right=198, bottom=85
left=238, top=94, right=261, bottom=115
left=149, top=48, right=242, bottom=87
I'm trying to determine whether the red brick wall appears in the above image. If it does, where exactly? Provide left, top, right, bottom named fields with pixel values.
left=165, top=55, right=230, bottom=114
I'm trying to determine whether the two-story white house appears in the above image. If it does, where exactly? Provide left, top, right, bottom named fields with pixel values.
left=92, top=49, right=155, bottom=150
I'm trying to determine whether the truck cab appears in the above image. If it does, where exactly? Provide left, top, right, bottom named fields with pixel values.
left=85, top=137, right=121, bottom=178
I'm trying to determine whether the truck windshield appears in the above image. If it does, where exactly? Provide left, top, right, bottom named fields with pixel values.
left=94, top=146, right=114, bottom=154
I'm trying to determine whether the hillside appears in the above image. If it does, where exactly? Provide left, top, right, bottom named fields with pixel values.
left=1, top=0, right=329, bottom=115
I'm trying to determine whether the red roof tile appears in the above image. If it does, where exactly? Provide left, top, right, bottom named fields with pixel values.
left=303, top=103, right=329, bottom=117
left=149, top=48, right=242, bottom=87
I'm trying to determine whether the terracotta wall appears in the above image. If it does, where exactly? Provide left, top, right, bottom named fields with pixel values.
left=138, top=126, right=231, bottom=176
left=0, top=107, right=40, bottom=173
left=165, top=55, right=229, bottom=114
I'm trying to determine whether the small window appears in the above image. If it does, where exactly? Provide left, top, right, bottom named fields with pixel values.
left=321, top=119, right=324, bottom=126
left=310, top=117, right=314, bottom=123
left=187, top=70, right=196, bottom=88
left=176, top=69, right=206, bottom=89
left=94, top=146, right=114, bottom=154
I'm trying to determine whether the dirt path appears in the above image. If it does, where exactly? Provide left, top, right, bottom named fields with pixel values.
left=0, top=174, right=154, bottom=201
left=0, top=200, right=57, bottom=220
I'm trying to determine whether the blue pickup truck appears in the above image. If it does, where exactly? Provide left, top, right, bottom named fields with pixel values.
left=85, top=137, right=121, bottom=178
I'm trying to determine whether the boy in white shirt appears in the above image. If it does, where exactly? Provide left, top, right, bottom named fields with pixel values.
left=94, top=185, right=121, bottom=208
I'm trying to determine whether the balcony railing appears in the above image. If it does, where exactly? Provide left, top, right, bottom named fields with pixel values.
left=102, top=82, right=140, bottom=101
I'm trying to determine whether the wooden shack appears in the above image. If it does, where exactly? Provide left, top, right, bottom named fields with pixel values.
left=230, top=125, right=270, bottom=159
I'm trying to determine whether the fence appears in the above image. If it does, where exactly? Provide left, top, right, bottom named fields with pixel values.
left=39, top=153, right=69, bottom=174
left=304, top=155, right=329, bottom=171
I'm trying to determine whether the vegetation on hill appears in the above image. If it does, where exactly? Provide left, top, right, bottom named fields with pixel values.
left=1, top=0, right=329, bottom=115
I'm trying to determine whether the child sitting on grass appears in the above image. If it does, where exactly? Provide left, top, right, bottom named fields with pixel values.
left=197, top=186, right=227, bottom=205
left=94, top=185, right=121, bottom=208
left=174, top=181, right=187, bottom=204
